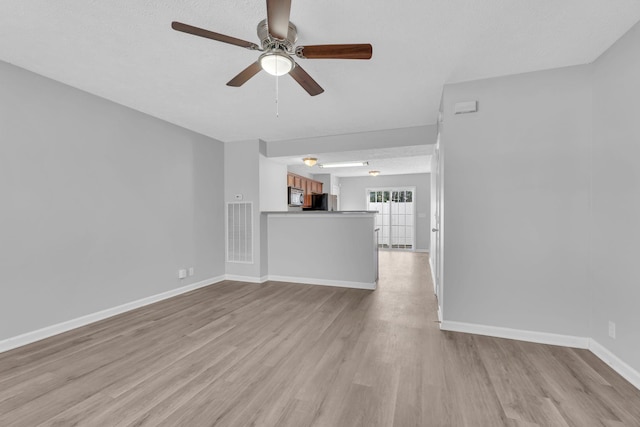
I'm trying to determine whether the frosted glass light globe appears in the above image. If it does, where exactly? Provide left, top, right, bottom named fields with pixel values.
left=259, top=51, right=294, bottom=76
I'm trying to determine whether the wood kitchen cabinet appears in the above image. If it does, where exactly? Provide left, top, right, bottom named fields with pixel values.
left=287, top=172, right=323, bottom=207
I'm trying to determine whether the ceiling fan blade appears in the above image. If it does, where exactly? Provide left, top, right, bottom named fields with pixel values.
left=227, top=62, right=263, bottom=87
left=266, top=0, right=292, bottom=40
left=296, top=44, right=373, bottom=60
left=171, top=21, right=259, bottom=50
left=289, top=64, right=324, bottom=96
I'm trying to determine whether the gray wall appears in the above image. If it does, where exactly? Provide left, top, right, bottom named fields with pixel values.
left=259, top=153, right=288, bottom=278
left=267, top=214, right=376, bottom=285
left=266, top=125, right=437, bottom=157
left=224, top=140, right=262, bottom=279
left=0, top=60, right=225, bottom=341
left=439, top=20, right=640, bottom=377
left=259, top=154, right=288, bottom=212
left=440, top=65, right=592, bottom=337
left=339, top=173, right=431, bottom=251
left=591, top=22, right=640, bottom=370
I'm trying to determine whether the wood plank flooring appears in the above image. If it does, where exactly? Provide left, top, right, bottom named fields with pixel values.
left=1, top=251, right=640, bottom=426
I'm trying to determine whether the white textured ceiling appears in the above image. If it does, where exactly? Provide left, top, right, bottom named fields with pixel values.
left=1, top=1, right=639, bottom=144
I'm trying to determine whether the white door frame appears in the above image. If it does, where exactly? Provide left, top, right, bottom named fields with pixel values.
left=431, top=110, right=445, bottom=322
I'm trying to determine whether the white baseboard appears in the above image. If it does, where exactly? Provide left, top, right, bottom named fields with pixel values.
left=439, top=321, right=640, bottom=391
left=0, top=271, right=372, bottom=354
left=440, top=321, right=590, bottom=349
left=266, top=275, right=377, bottom=290
left=225, top=273, right=376, bottom=290
left=224, top=274, right=266, bottom=284
left=589, top=339, right=640, bottom=391
left=428, top=257, right=437, bottom=295
left=0, top=275, right=226, bottom=354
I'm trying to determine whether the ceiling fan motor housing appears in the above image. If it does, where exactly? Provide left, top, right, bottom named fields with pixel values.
left=257, top=19, right=298, bottom=52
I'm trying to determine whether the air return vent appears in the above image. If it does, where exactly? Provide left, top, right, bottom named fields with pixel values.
left=226, top=202, right=253, bottom=263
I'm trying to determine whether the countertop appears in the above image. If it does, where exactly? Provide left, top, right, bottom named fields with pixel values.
left=261, top=211, right=377, bottom=215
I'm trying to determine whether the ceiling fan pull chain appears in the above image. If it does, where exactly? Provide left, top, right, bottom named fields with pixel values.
left=276, top=67, right=279, bottom=118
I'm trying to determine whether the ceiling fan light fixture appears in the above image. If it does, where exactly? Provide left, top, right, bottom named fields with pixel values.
left=369, top=170, right=380, bottom=176
left=303, top=157, right=317, bottom=167
left=259, top=51, right=294, bottom=76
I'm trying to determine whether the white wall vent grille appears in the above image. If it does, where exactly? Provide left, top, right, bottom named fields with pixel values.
left=226, top=202, right=253, bottom=263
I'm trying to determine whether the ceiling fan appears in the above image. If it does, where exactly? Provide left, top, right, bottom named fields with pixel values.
left=171, top=0, right=372, bottom=96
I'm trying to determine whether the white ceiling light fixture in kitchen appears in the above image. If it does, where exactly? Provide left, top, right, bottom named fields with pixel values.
left=369, top=170, right=380, bottom=176
left=302, top=157, right=317, bottom=166
left=319, top=161, right=369, bottom=168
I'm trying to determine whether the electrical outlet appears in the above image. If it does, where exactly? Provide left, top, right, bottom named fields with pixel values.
left=178, top=269, right=187, bottom=279
left=188, top=267, right=194, bottom=276
left=608, top=321, right=616, bottom=339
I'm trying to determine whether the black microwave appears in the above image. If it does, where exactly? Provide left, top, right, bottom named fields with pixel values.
left=288, top=186, right=304, bottom=206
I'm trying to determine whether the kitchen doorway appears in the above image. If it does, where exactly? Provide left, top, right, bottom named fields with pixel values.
left=366, top=187, right=416, bottom=250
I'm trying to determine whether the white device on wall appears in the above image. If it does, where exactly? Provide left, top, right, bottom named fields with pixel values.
left=454, top=101, right=478, bottom=115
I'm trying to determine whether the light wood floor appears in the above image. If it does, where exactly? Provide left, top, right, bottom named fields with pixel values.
left=1, top=252, right=640, bottom=426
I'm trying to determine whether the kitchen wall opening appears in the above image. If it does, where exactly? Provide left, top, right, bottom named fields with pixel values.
left=366, top=187, right=416, bottom=250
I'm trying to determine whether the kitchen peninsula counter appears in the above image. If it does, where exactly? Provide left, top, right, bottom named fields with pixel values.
left=262, top=211, right=378, bottom=290
left=261, top=210, right=377, bottom=215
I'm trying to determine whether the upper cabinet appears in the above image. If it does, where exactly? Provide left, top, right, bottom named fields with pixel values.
left=287, top=172, right=323, bottom=207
